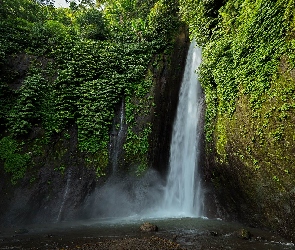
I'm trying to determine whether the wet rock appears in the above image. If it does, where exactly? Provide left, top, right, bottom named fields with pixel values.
left=140, top=222, right=158, bottom=232
left=210, top=231, right=218, bottom=236
left=255, top=236, right=266, bottom=241
left=14, top=228, right=29, bottom=234
left=236, top=229, right=252, bottom=240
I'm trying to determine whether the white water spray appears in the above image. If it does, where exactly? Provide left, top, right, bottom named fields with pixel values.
left=162, top=41, right=203, bottom=217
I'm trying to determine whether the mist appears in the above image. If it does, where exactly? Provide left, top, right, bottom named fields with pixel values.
left=82, top=169, right=165, bottom=220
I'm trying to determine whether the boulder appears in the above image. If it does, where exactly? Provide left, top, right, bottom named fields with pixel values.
left=140, top=222, right=158, bottom=232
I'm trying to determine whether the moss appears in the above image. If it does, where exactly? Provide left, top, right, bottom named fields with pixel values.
left=215, top=115, right=228, bottom=163
left=210, top=58, right=295, bottom=240
left=0, top=137, right=30, bottom=184
left=85, top=149, right=108, bottom=177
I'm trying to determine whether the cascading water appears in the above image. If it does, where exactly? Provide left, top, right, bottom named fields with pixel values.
left=110, top=98, right=126, bottom=173
left=162, top=41, right=204, bottom=217
left=56, top=169, right=72, bottom=222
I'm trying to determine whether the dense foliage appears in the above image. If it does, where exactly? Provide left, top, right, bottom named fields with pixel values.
left=181, top=0, right=295, bottom=144
left=0, top=0, right=180, bottom=183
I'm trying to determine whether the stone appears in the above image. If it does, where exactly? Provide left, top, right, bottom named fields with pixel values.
left=210, top=231, right=218, bottom=236
left=140, top=222, right=158, bottom=232
left=237, top=229, right=252, bottom=240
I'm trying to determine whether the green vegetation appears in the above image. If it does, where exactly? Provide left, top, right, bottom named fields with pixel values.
left=0, top=137, right=31, bottom=184
left=180, top=0, right=295, bottom=238
left=180, top=0, right=295, bottom=153
left=0, top=0, right=180, bottom=183
left=181, top=0, right=295, bottom=175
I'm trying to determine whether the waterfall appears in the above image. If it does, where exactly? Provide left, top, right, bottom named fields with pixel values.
left=110, top=98, right=126, bottom=173
left=56, top=169, right=72, bottom=222
left=85, top=42, right=203, bottom=220
left=162, top=41, right=203, bottom=217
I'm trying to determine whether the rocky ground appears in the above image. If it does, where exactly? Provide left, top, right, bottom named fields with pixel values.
left=1, top=219, right=294, bottom=250
left=1, top=234, right=185, bottom=250
left=72, top=236, right=184, bottom=250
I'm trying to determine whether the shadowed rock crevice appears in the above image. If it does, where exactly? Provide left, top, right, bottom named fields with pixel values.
left=149, top=26, right=190, bottom=176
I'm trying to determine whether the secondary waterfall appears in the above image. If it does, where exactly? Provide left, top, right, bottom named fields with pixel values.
left=162, top=41, right=203, bottom=217
left=56, top=169, right=72, bottom=222
left=110, top=98, right=126, bottom=173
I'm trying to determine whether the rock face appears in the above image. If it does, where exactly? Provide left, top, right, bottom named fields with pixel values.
left=181, top=0, right=295, bottom=243
left=204, top=62, right=295, bottom=242
left=140, top=222, right=158, bottom=232
left=0, top=124, right=101, bottom=225
left=0, top=27, right=190, bottom=225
